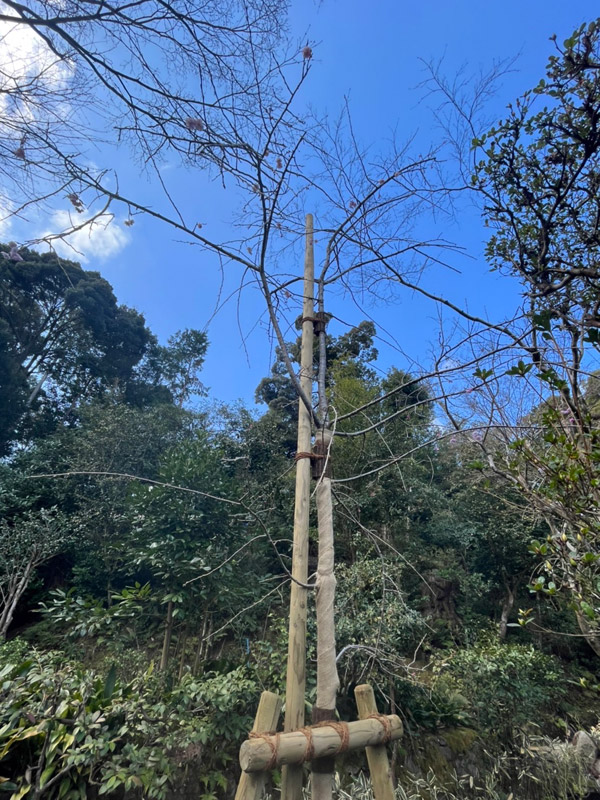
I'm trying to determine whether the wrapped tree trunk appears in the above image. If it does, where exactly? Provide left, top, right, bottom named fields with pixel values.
left=312, top=275, right=340, bottom=799
left=312, top=446, right=340, bottom=800
left=499, top=583, right=515, bottom=641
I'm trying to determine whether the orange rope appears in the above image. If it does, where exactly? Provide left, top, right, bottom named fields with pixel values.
left=329, top=721, right=351, bottom=754
left=310, top=720, right=351, bottom=755
left=246, top=714, right=391, bottom=770
left=248, top=731, right=279, bottom=770
left=366, top=713, right=392, bottom=744
left=297, top=726, right=316, bottom=761
left=294, top=451, right=325, bottom=462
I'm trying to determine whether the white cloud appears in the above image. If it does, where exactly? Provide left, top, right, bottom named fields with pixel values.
left=0, top=5, right=76, bottom=235
left=38, top=210, right=131, bottom=263
left=0, top=7, right=74, bottom=123
left=0, top=198, right=13, bottom=238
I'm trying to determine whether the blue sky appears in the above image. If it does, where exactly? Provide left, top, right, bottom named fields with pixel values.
left=16, top=1, right=600, bottom=406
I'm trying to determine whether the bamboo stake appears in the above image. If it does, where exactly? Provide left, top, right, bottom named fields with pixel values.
left=235, top=691, right=282, bottom=800
left=281, top=214, right=314, bottom=800
left=354, top=685, right=397, bottom=800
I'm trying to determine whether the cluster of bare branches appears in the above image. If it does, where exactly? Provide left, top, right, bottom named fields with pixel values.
left=0, top=0, right=288, bottom=234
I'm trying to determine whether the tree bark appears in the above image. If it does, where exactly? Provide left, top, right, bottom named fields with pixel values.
left=193, top=613, right=209, bottom=674
left=499, top=584, right=515, bottom=641
left=160, top=600, right=174, bottom=671
left=576, top=611, right=600, bottom=659
left=178, top=629, right=188, bottom=680
left=0, top=562, right=33, bottom=639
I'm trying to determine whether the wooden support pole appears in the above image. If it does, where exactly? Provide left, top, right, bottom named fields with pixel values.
left=281, top=214, right=314, bottom=800
left=354, top=685, right=396, bottom=800
left=240, top=715, right=402, bottom=773
left=235, top=691, right=282, bottom=800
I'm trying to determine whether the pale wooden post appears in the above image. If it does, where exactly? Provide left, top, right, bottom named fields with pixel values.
left=235, top=691, right=282, bottom=800
left=354, top=685, right=396, bottom=800
left=281, top=214, right=315, bottom=800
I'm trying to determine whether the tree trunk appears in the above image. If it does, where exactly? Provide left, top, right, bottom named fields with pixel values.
left=160, top=600, right=174, bottom=671
left=312, top=431, right=339, bottom=800
left=499, top=585, right=515, bottom=641
left=576, top=611, right=600, bottom=659
left=193, top=613, right=209, bottom=674
left=178, top=629, right=188, bottom=680
left=26, top=370, right=49, bottom=407
left=0, top=563, right=33, bottom=640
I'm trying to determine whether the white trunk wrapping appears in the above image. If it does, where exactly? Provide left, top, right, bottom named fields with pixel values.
left=315, top=471, right=340, bottom=712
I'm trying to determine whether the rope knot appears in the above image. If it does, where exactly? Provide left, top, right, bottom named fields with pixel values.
left=366, top=713, right=392, bottom=744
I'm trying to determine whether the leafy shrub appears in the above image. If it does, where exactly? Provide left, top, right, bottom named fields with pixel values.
left=39, top=584, right=156, bottom=652
left=0, top=649, right=257, bottom=800
left=436, top=637, right=564, bottom=738
left=335, top=560, right=428, bottom=682
left=0, top=638, right=29, bottom=664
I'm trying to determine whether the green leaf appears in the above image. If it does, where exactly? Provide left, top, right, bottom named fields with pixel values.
left=474, top=367, right=494, bottom=382
left=39, top=767, right=56, bottom=790
left=103, top=664, right=117, bottom=700
left=505, top=361, right=533, bottom=377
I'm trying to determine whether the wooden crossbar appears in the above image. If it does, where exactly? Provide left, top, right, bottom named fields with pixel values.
left=240, top=714, right=402, bottom=772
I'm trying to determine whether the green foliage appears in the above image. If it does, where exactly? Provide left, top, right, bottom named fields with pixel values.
left=247, top=614, right=299, bottom=696
left=9, top=400, right=193, bottom=607
left=392, top=733, right=594, bottom=800
left=0, top=648, right=258, bottom=800
left=39, top=584, right=154, bottom=645
left=0, top=321, right=29, bottom=456
left=470, top=19, right=600, bottom=642
left=436, top=637, right=564, bottom=737
left=0, top=247, right=153, bottom=449
left=255, top=321, right=380, bottom=450
left=476, top=19, right=600, bottom=317
left=335, top=559, right=428, bottom=685
left=127, top=432, right=245, bottom=624
left=143, top=329, right=208, bottom=408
